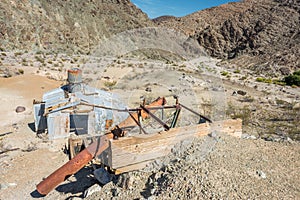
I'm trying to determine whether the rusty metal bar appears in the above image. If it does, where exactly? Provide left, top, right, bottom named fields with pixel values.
left=170, top=105, right=181, bottom=128
left=140, top=105, right=170, bottom=131
left=127, top=112, right=148, bottom=134
left=179, top=103, right=212, bottom=123
left=143, top=105, right=176, bottom=110
left=36, top=134, right=112, bottom=195
left=81, top=102, right=175, bottom=113
left=80, top=102, right=126, bottom=112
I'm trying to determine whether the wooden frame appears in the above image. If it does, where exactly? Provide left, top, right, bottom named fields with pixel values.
left=98, top=119, right=242, bottom=173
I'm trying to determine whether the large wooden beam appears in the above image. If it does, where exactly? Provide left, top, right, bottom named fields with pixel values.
left=105, top=119, right=242, bottom=173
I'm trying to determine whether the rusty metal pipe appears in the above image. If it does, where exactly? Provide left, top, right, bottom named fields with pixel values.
left=179, top=103, right=212, bottom=123
left=36, top=134, right=112, bottom=195
left=140, top=105, right=170, bottom=131
left=36, top=148, right=93, bottom=195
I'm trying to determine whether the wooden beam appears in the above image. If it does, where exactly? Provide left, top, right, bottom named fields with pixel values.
left=106, top=119, right=242, bottom=172
left=114, top=161, right=153, bottom=175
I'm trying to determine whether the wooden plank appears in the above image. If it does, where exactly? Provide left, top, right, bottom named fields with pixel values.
left=108, top=119, right=242, bottom=170
left=114, top=161, right=153, bottom=175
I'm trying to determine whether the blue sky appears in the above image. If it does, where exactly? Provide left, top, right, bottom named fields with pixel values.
left=131, top=0, right=240, bottom=19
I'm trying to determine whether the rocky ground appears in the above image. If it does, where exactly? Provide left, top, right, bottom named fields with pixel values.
left=0, top=51, right=299, bottom=199
left=86, top=133, right=300, bottom=200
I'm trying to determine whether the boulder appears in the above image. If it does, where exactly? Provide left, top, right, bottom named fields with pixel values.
left=83, top=184, right=101, bottom=198
left=237, top=90, right=247, bottom=96
left=15, top=106, right=25, bottom=113
left=93, top=168, right=112, bottom=185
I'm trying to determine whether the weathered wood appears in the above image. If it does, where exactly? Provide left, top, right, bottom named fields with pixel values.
left=114, top=161, right=153, bottom=175
left=108, top=119, right=242, bottom=172
left=68, top=137, right=84, bottom=159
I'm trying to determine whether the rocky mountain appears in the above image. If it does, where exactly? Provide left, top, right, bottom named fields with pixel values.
left=154, top=0, right=300, bottom=76
left=0, top=0, right=153, bottom=54
left=0, top=0, right=299, bottom=75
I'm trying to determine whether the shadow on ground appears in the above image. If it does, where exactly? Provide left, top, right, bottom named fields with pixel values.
left=30, top=166, right=97, bottom=198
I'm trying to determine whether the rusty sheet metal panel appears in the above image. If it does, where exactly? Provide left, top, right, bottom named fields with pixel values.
left=47, top=112, right=70, bottom=139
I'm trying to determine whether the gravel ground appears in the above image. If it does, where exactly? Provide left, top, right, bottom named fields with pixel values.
left=86, top=133, right=300, bottom=199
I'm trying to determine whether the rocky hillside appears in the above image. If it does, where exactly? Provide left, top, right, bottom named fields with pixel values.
left=0, top=0, right=153, bottom=54
left=154, top=0, right=300, bottom=76
left=1, top=0, right=299, bottom=75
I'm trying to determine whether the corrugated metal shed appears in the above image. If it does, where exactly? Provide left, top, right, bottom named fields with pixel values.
left=33, top=69, right=128, bottom=139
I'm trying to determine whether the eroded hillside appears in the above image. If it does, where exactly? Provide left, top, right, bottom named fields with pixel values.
left=154, top=0, right=300, bottom=76
left=0, top=0, right=153, bottom=54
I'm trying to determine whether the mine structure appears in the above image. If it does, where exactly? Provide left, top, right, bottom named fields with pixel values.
left=33, top=68, right=128, bottom=139
left=34, top=69, right=242, bottom=196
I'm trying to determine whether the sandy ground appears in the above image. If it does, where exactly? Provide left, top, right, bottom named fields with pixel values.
left=0, top=74, right=62, bottom=127
left=0, top=74, right=66, bottom=200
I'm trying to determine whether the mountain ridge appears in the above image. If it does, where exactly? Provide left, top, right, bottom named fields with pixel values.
left=154, top=0, right=300, bottom=75
left=0, top=0, right=299, bottom=75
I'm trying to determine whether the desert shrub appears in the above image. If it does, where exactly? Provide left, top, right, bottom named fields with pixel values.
left=18, top=69, right=24, bottom=74
left=240, top=76, right=247, bottom=80
left=283, top=70, right=300, bottom=86
left=14, top=52, right=22, bottom=56
left=221, top=71, right=229, bottom=76
left=234, top=69, right=240, bottom=73
left=273, top=79, right=286, bottom=86
left=293, top=70, right=300, bottom=76
left=104, top=81, right=117, bottom=89
left=256, top=77, right=272, bottom=83
left=35, top=56, right=45, bottom=63
left=256, top=77, right=264, bottom=82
